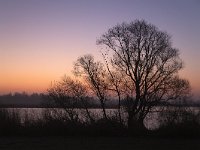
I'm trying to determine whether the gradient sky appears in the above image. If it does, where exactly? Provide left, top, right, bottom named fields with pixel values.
left=0, top=0, right=200, bottom=98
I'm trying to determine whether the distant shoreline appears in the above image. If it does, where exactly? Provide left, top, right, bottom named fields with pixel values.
left=1, top=104, right=200, bottom=109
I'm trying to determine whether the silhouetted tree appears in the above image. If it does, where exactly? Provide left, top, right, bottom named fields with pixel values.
left=74, top=55, right=109, bottom=119
left=97, top=20, right=190, bottom=130
left=101, top=53, right=127, bottom=123
left=47, top=76, right=94, bottom=122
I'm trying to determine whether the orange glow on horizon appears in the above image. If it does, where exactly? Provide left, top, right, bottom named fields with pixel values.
left=0, top=68, right=199, bottom=97
left=0, top=64, right=73, bottom=94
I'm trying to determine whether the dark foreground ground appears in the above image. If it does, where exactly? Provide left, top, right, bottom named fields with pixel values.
left=0, top=137, right=200, bottom=150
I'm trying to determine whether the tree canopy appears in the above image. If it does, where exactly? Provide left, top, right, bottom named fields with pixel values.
left=96, top=20, right=190, bottom=128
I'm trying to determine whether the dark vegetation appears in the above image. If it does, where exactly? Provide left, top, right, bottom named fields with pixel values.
left=1, top=136, right=200, bottom=150
left=1, top=106, right=200, bottom=137
left=0, top=20, right=199, bottom=138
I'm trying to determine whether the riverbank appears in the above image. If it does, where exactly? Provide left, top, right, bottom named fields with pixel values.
left=0, top=136, right=200, bottom=150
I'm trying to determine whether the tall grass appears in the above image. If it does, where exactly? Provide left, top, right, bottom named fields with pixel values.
left=1, top=107, right=200, bottom=137
left=0, top=108, right=21, bottom=135
left=155, top=106, right=200, bottom=137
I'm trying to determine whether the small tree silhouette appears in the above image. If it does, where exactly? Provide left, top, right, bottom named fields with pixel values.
left=74, top=55, right=109, bottom=120
left=47, top=76, right=94, bottom=123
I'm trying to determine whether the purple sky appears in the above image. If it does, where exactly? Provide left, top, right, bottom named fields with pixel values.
left=0, top=0, right=200, bottom=98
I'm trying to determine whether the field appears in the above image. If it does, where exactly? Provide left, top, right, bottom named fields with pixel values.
left=0, top=137, right=200, bottom=150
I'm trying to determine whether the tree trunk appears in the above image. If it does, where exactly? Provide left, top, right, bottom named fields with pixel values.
left=102, top=103, right=107, bottom=120
left=118, top=93, right=122, bottom=124
left=128, top=111, right=134, bottom=129
left=100, top=99, right=107, bottom=120
left=128, top=112, right=146, bottom=132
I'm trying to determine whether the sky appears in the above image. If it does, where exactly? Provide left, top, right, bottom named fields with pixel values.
left=0, top=0, right=200, bottom=98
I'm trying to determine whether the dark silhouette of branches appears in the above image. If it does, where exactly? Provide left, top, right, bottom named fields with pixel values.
left=74, top=55, right=109, bottom=119
left=97, top=20, right=190, bottom=129
left=44, top=19, right=191, bottom=133
left=47, top=76, right=94, bottom=123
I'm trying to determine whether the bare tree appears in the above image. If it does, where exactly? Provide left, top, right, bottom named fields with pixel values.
left=47, top=76, right=94, bottom=123
left=101, top=54, right=125, bottom=123
left=97, top=20, right=190, bottom=129
left=74, top=55, right=109, bottom=119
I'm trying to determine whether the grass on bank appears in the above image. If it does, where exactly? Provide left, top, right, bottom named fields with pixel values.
left=1, top=107, right=200, bottom=137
